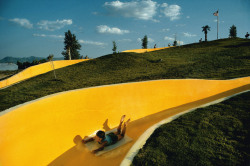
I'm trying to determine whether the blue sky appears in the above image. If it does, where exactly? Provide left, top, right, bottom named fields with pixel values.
left=0, top=0, right=249, bottom=59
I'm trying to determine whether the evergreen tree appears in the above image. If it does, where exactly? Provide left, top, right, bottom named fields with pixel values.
left=17, top=61, right=23, bottom=69
left=229, top=25, right=237, bottom=38
left=142, top=35, right=148, bottom=49
left=112, top=41, right=117, bottom=54
left=62, top=30, right=81, bottom=60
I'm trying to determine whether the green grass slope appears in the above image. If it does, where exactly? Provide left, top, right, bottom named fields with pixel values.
left=0, top=38, right=250, bottom=112
left=132, top=91, right=250, bottom=166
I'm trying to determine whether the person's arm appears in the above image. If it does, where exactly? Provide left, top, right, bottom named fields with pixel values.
left=82, top=137, right=94, bottom=144
left=92, top=141, right=107, bottom=154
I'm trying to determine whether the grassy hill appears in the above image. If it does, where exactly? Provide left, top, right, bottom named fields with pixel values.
left=0, top=38, right=250, bottom=112
left=132, top=91, right=250, bottom=166
left=0, top=38, right=249, bottom=165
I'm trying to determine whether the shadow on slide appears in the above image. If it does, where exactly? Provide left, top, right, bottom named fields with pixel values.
left=48, top=84, right=250, bottom=166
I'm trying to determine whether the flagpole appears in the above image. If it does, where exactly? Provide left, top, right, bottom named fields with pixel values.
left=217, top=9, right=219, bottom=40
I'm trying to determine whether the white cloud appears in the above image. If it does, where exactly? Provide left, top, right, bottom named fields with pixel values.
left=33, top=34, right=46, bottom=37
left=37, top=19, right=72, bottom=31
left=178, top=41, right=184, bottom=45
left=183, top=32, right=197, bottom=37
left=79, top=40, right=106, bottom=47
left=186, top=16, right=190, bottom=19
left=161, top=28, right=170, bottom=32
left=148, top=37, right=154, bottom=43
left=176, top=24, right=186, bottom=27
left=33, top=34, right=64, bottom=38
left=161, top=3, right=168, bottom=8
left=118, top=39, right=132, bottom=42
left=161, top=3, right=181, bottom=21
left=104, top=0, right=157, bottom=21
left=9, top=18, right=33, bottom=29
left=97, top=25, right=129, bottom=35
left=164, top=36, right=175, bottom=41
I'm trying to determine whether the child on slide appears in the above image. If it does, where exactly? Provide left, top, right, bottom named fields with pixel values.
left=82, top=115, right=130, bottom=154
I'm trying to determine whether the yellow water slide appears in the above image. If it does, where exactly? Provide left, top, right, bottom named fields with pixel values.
left=0, top=59, right=89, bottom=89
left=0, top=77, right=249, bottom=166
left=123, top=47, right=171, bottom=53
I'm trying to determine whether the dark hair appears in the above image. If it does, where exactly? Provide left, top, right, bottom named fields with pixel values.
left=96, top=130, right=105, bottom=139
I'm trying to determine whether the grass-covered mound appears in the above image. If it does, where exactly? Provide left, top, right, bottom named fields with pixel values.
left=0, top=70, right=21, bottom=81
left=132, top=91, right=250, bottom=166
left=0, top=38, right=250, bottom=112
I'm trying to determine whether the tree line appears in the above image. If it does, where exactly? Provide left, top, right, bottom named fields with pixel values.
left=16, top=54, right=58, bottom=70
left=57, top=24, right=247, bottom=61
left=18, top=24, right=248, bottom=70
left=17, top=59, right=47, bottom=69
left=201, top=24, right=243, bottom=42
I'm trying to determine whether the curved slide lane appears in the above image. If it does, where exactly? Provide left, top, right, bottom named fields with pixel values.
left=122, top=47, right=172, bottom=53
left=0, top=59, right=89, bottom=89
left=0, top=77, right=249, bottom=166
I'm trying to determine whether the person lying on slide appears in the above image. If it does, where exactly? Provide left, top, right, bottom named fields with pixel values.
left=82, top=115, right=130, bottom=154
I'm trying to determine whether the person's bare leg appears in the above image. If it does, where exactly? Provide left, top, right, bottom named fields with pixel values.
left=117, top=115, right=126, bottom=134
left=121, top=118, right=130, bottom=137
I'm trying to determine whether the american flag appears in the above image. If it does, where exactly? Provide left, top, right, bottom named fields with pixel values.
left=213, top=10, right=219, bottom=16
